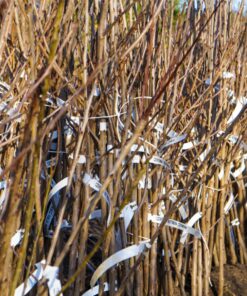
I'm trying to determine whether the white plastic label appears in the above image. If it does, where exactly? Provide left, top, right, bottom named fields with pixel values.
left=107, top=145, right=114, bottom=153
left=138, top=176, right=152, bottom=189
left=160, top=134, right=187, bottom=150
left=131, top=144, right=149, bottom=154
left=99, top=122, right=107, bottom=132
left=224, top=192, right=234, bottom=214
left=150, top=156, right=169, bottom=169
left=48, top=178, right=69, bottom=202
left=222, top=71, right=235, bottom=79
left=169, top=195, right=188, bottom=219
left=154, top=122, right=164, bottom=133
left=231, top=159, right=245, bottom=178
left=120, top=201, right=138, bottom=230
left=148, top=214, right=201, bottom=239
left=218, top=167, right=224, bottom=180
left=82, top=282, right=109, bottom=296
left=227, top=97, right=247, bottom=125
left=0, top=180, right=7, bottom=190
left=69, top=154, right=86, bottom=164
left=182, top=140, right=198, bottom=150
left=90, top=241, right=149, bottom=287
left=11, top=229, right=25, bottom=248
left=14, top=261, right=63, bottom=296
left=180, top=212, right=202, bottom=244
left=231, top=218, right=240, bottom=226
left=82, top=173, right=111, bottom=225
left=132, top=155, right=141, bottom=164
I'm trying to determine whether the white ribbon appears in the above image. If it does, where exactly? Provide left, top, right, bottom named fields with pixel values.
left=160, top=134, right=187, bottom=150
left=99, top=122, right=107, bottom=132
left=227, top=97, right=247, bottom=125
left=48, top=178, right=68, bottom=203
left=132, top=155, right=141, bottom=164
left=138, top=176, right=152, bottom=189
left=180, top=212, right=202, bottom=244
left=69, top=154, right=86, bottom=164
left=82, top=173, right=111, bottom=226
left=90, top=241, right=150, bottom=287
left=82, top=282, right=109, bottom=296
left=222, top=71, right=235, bottom=79
left=14, top=260, right=62, bottom=296
left=218, top=166, right=224, bottom=180
left=89, top=202, right=137, bottom=232
left=0, top=180, right=7, bottom=209
left=169, top=195, right=188, bottom=219
left=149, top=156, right=169, bottom=169
left=182, top=140, right=198, bottom=150
left=89, top=209, right=102, bottom=220
left=119, top=201, right=138, bottom=231
left=224, top=192, right=234, bottom=214
left=130, top=144, right=149, bottom=154
left=231, top=218, right=240, bottom=226
left=148, top=214, right=201, bottom=240
left=11, top=229, right=25, bottom=248
left=230, top=158, right=245, bottom=178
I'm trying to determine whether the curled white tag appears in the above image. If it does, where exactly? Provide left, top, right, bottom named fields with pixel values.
left=179, top=165, right=187, bottom=171
left=0, top=185, right=7, bottom=209
left=99, top=122, right=107, bottom=132
left=218, top=166, right=224, bottom=180
left=56, top=98, right=65, bottom=107
left=94, top=87, right=101, bottom=97
left=69, top=154, right=86, bottom=164
left=60, top=220, right=72, bottom=230
left=231, top=159, right=245, bottom=178
left=198, top=142, right=211, bottom=162
left=154, top=122, right=164, bottom=133
left=48, top=178, right=68, bottom=202
left=227, top=97, right=247, bottom=125
left=167, top=130, right=178, bottom=138
left=182, top=140, right=198, bottom=150
left=131, top=144, right=149, bottom=154
left=150, top=156, right=169, bottom=169
left=132, top=155, right=141, bottom=164
left=14, top=261, right=63, bottom=296
left=70, top=116, right=80, bottom=125
left=138, top=176, right=152, bottom=189
left=169, top=195, right=188, bottom=219
left=107, top=145, right=114, bottom=153
left=82, top=173, right=111, bottom=225
left=11, top=229, right=25, bottom=248
left=222, top=71, right=235, bottom=79
left=90, top=241, right=148, bottom=287
left=0, top=180, right=7, bottom=190
left=44, top=178, right=69, bottom=234
left=43, top=265, right=62, bottom=296
left=82, top=282, right=109, bottom=296
left=231, top=218, right=240, bottom=226
left=160, top=134, right=187, bottom=150
left=89, top=202, right=137, bottom=231
left=224, top=192, right=234, bottom=214
left=0, top=81, right=10, bottom=90
left=148, top=214, right=201, bottom=239
left=14, top=262, right=43, bottom=296
left=180, top=212, right=202, bottom=244
left=89, top=209, right=102, bottom=220
left=120, top=201, right=138, bottom=230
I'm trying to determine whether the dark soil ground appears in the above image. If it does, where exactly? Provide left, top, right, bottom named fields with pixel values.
left=210, top=264, right=247, bottom=296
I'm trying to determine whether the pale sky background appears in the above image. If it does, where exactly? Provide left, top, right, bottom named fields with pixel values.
left=232, top=0, right=247, bottom=11
left=180, top=0, right=247, bottom=12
